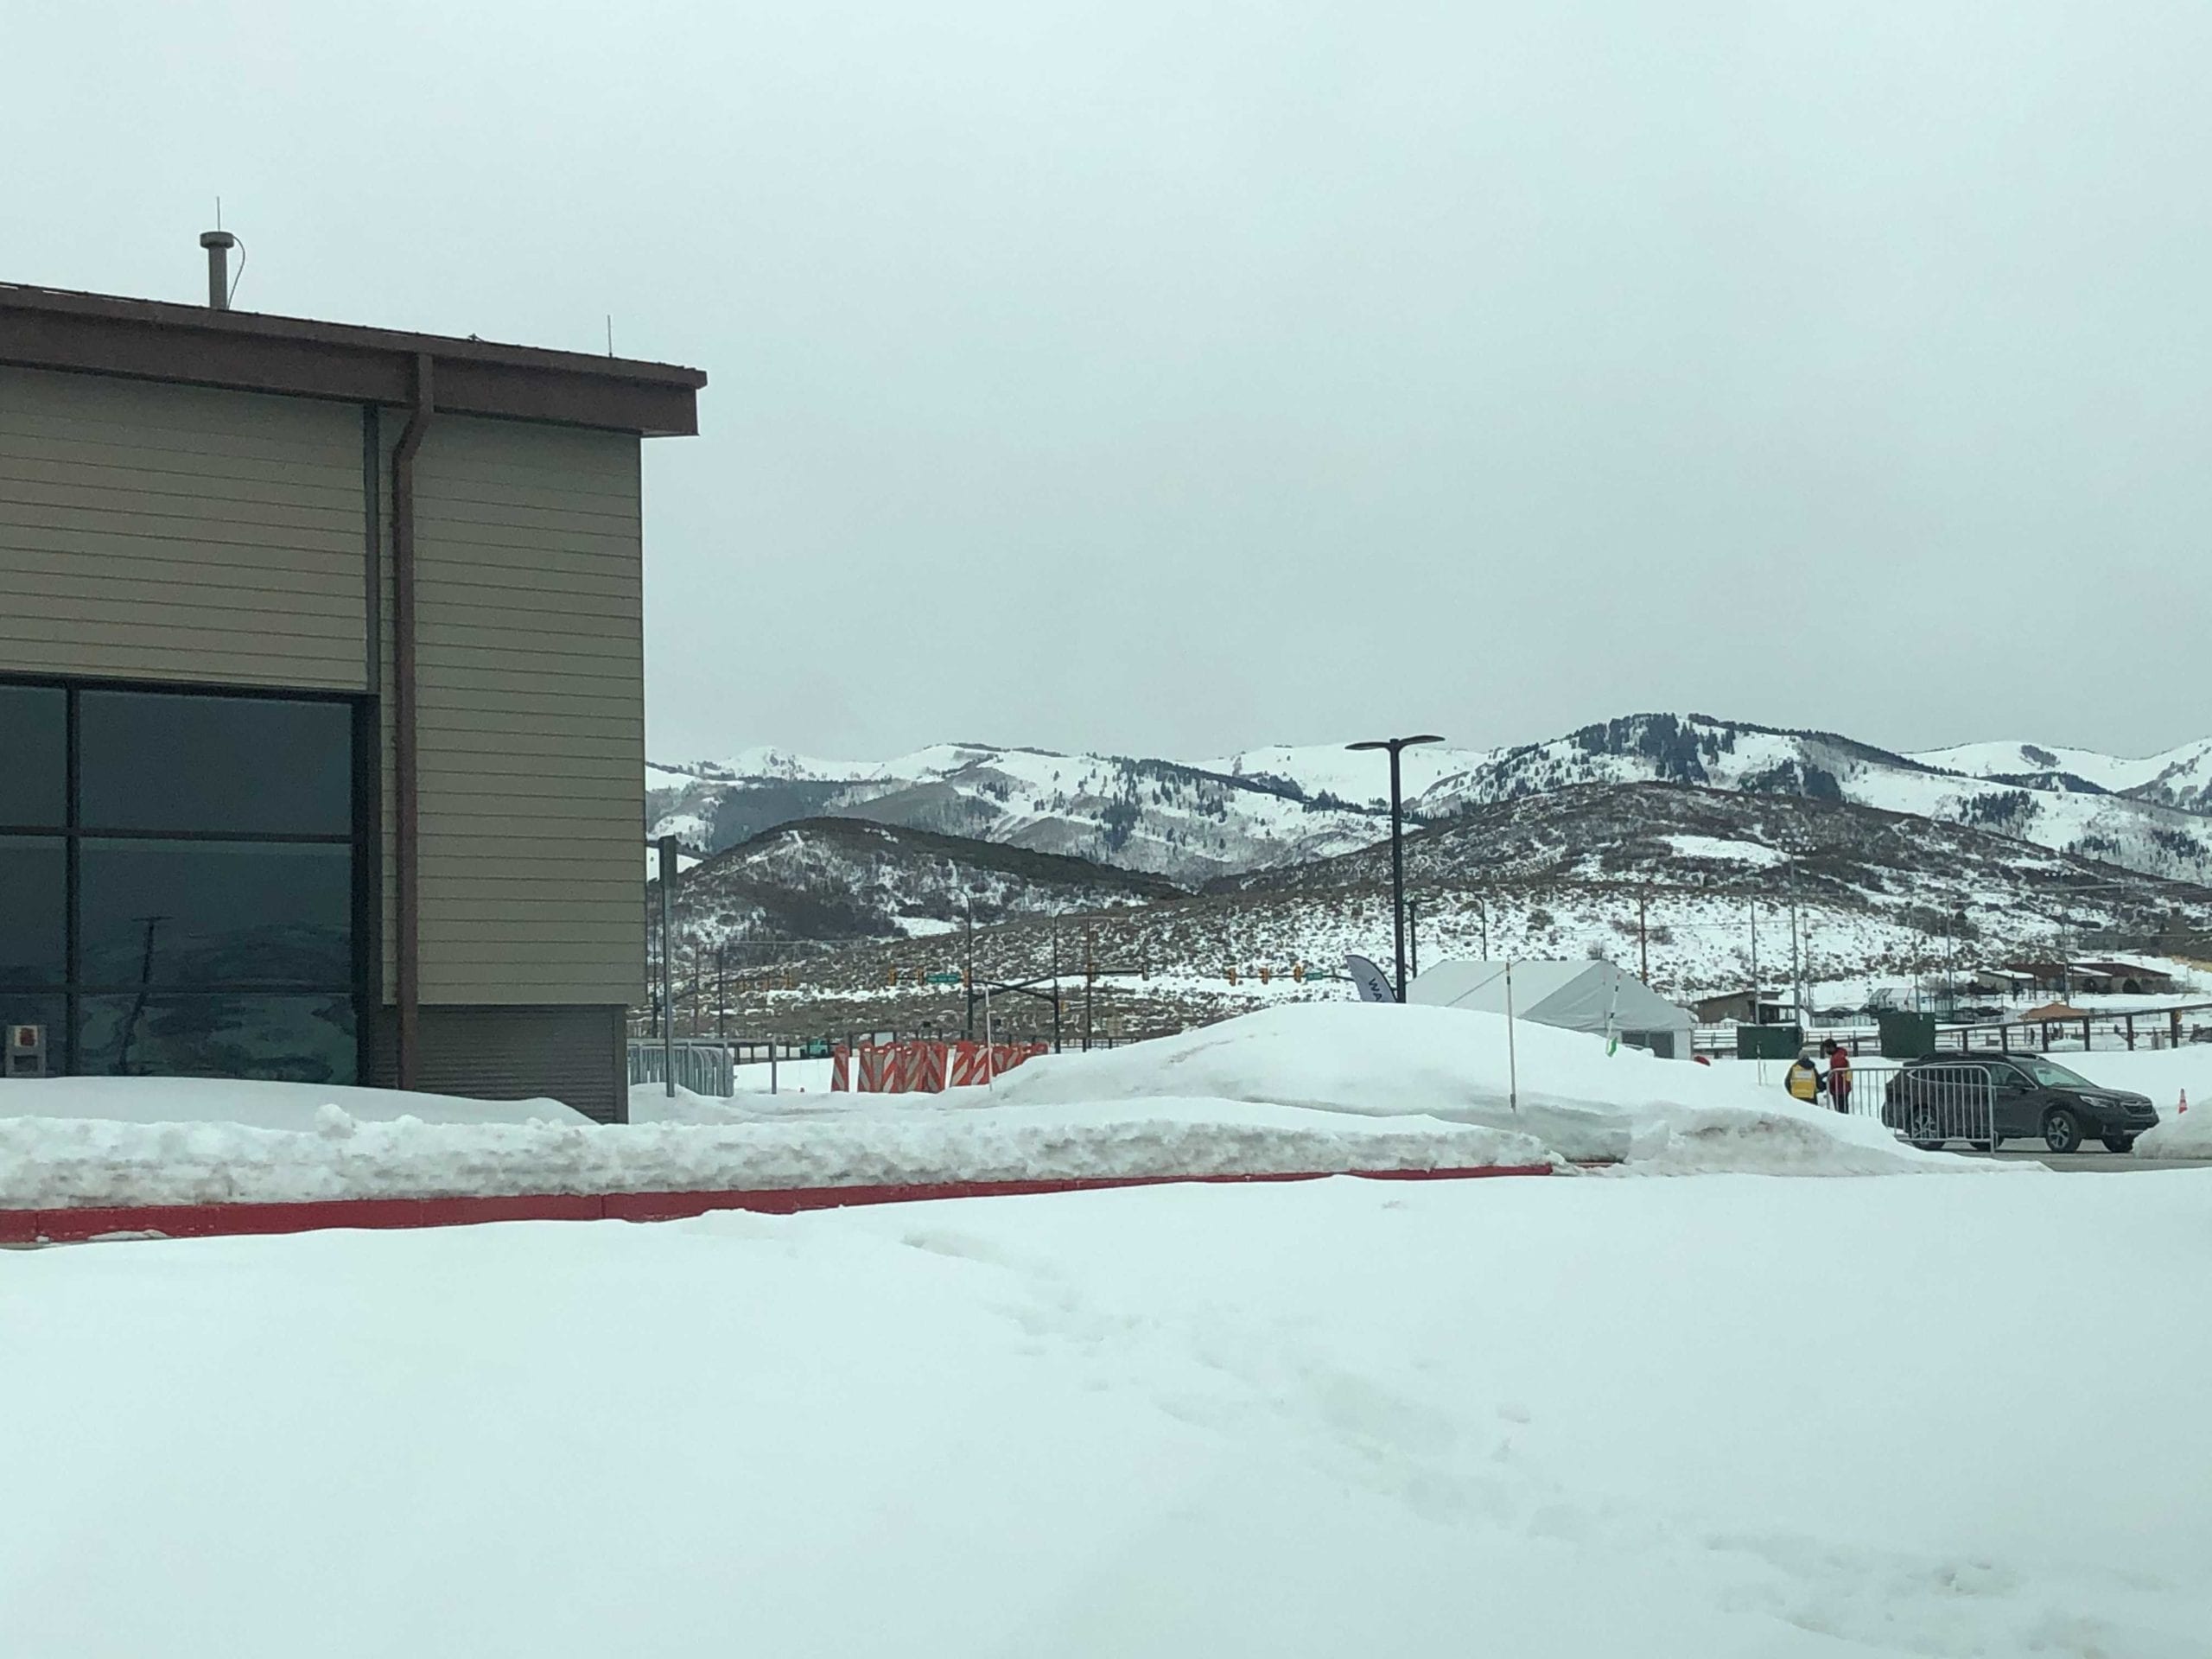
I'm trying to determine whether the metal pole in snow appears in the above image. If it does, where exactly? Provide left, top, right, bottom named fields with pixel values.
left=1504, top=960, right=1519, bottom=1113
left=1389, top=745, right=1407, bottom=999
left=1787, top=860, right=1802, bottom=1038
left=1749, top=897, right=1758, bottom=1007
left=658, top=836, right=678, bottom=1098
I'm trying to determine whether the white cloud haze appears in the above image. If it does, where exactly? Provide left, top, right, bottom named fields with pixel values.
left=8, top=2, right=2209, bottom=761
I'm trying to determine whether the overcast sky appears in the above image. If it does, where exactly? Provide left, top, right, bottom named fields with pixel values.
left=10, top=3, right=2209, bottom=765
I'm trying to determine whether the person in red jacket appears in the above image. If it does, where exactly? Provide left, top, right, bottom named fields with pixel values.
left=1827, top=1040, right=1853, bottom=1116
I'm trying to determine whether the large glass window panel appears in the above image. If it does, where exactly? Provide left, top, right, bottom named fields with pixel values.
left=76, top=994, right=356, bottom=1084
left=79, top=690, right=352, bottom=836
left=0, top=685, right=67, bottom=828
left=78, top=841, right=351, bottom=988
left=0, top=836, right=67, bottom=986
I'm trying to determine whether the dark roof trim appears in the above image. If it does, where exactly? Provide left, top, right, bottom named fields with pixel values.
left=0, top=282, right=705, bottom=437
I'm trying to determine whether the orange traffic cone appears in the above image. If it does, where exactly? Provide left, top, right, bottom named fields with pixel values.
left=2180, top=1089, right=2190, bottom=1116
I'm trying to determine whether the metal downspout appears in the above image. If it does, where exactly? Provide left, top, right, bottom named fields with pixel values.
left=391, top=353, right=434, bottom=1090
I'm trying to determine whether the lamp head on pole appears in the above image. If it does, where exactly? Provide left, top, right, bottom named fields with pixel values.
left=1347, top=734, right=1446, bottom=754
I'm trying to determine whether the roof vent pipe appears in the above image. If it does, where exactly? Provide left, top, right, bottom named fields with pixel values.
left=199, top=230, right=237, bottom=309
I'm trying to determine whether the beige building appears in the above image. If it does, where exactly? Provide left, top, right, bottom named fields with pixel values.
left=0, top=268, right=703, bottom=1120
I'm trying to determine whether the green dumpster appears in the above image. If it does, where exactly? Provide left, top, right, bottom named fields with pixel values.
left=1736, top=1024, right=1804, bottom=1060
left=1877, top=1010, right=1937, bottom=1060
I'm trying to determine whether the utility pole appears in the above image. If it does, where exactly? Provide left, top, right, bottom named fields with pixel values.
left=1084, top=931, right=1095, bottom=1052
left=715, top=944, right=727, bottom=1041
left=1408, top=899, right=1421, bottom=983
left=963, top=900, right=976, bottom=1040
left=1637, top=887, right=1649, bottom=983
left=1748, top=897, right=1758, bottom=1014
left=1478, top=893, right=1489, bottom=959
left=1348, top=733, right=1444, bottom=1001
left=657, top=836, right=677, bottom=1097
left=1786, top=859, right=1802, bottom=1036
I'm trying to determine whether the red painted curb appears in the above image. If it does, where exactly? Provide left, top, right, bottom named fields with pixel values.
left=2, top=1164, right=1555, bottom=1244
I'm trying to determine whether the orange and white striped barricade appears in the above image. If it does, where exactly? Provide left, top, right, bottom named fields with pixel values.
left=893, top=1041, right=925, bottom=1094
left=830, top=1046, right=850, bottom=1092
left=856, top=1045, right=892, bottom=1093
left=951, top=1041, right=989, bottom=1087
left=880, top=1044, right=911, bottom=1095
left=916, top=1041, right=950, bottom=1093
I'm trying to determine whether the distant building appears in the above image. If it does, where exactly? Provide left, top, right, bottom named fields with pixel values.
left=1991, top=961, right=2177, bottom=998
left=2069, top=962, right=2176, bottom=996
left=1688, top=988, right=1792, bottom=1026
left=0, top=260, right=705, bottom=1119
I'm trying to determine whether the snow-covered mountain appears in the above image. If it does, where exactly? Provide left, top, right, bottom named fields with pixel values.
left=649, top=715, right=2212, bottom=887
left=1914, top=736, right=2212, bottom=817
left=1199, top=741, right=1484, bottom=809
left=648, top=746, right=1390, bottom=882
left=1402, top=715, right=2212, bottom=885
left=658, top=817, right=1179, bottom=949
left=685, top=783, right=2212, bottom=1044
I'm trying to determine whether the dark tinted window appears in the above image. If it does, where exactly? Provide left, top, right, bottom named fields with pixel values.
left=78, top=841, right=350, bottom=988
left=79, top=691, right=351, bottom=836
left=0, top=836, right=67, bottom=985
left=76, top=994, right=356, bottom=1084
left=0, top=685, right=67, bottom=829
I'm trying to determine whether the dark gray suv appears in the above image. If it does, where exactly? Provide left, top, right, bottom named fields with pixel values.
left=1882, top=1055, right=2159, bottom=1153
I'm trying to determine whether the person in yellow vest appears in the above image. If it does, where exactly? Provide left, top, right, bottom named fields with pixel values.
left=1785, top=1047, right=1826, bottom=1104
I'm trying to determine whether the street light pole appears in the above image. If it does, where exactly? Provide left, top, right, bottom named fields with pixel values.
left=1348, top=734, right=1444, bottom=1002
left=657, top=836, right=678, bottom=1098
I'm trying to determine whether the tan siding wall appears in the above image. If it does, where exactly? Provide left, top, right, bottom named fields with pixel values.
left=0, top=365, right=367, bottom=689
left=408, top=415, right=645, bottom=1006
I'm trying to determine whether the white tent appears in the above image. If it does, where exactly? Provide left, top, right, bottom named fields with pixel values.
left=1408, top=959, right=1694, bottom=1058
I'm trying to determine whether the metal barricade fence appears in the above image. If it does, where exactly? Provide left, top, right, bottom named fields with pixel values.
left=1840, top=1061, right=2000, bottom=1148
left=627, top=1040, right=734, bottom=1097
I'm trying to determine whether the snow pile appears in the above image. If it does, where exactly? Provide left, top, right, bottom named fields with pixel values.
left=0, top=1096, right=1552, bottom=1211
left=2137, top=1112, right=2212, bottom=1159
left=0, top=1006, right=1986, bottom=1209
left=0, top=1076, right=589, bottom=1128
left=986, top=1003, right=1974, bottom=1174
left=8, top=1173, right=2211, bottom=1656
left=626, top=1059, right=836, bottom=1123
left=2063, top=1050, right=2212, bottom=1160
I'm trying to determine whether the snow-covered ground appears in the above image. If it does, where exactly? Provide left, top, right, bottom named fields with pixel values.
left=5, top=1170, right=2209, bottom=1658
left=0, top=1077, right=588, bottom=1128
left=2066, top=1049, right=2212, bottom=1158
left=0, top=1097, right=1553, bottom=1211
left=984, top=1005, right=1967, bottom=1172
left=0, top=1008, right=1974, bottom=1210
left=2068, top=1047, right=2212, bottom=1107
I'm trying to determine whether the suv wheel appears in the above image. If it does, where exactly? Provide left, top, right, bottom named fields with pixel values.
left=2043, top=1107, right=2084, bottom=1154
left=1906, top=1104, right=1944, bottom=1152
left=2101, top=1134, right=2136, bottom=1154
